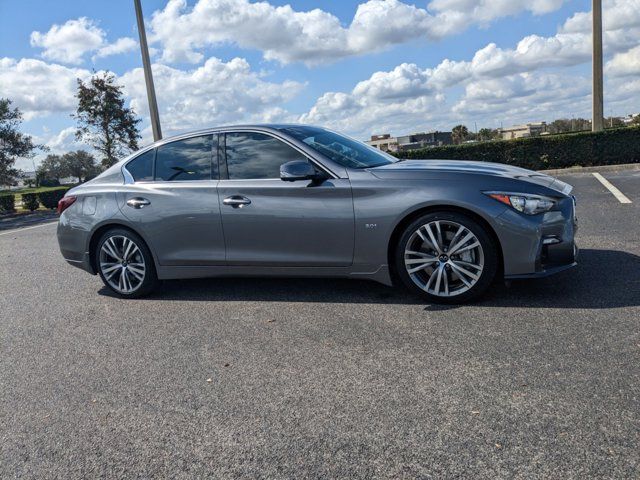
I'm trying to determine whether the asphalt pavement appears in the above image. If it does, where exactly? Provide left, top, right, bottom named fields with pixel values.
left=0, top=170, right=638, bottom=478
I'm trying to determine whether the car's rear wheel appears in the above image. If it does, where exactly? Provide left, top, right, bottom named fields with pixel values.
left=96, top=228, right=158, bottom=298
left=394, top=212, right=498, bottom=303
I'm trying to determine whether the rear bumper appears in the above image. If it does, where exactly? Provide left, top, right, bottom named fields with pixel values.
left=57, top=216, right=95, bottom=275
left=63, top=252, right=95, bottom=274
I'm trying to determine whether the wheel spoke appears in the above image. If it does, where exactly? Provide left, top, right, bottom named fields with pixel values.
left=118, top=268, right=126, bottom=291
left=443, top=267, right=449, bottom=295
left=103, top=238, right=122, bottom=261
left=124, top=270, right=134, bottom=291
left=406, top=250, right=435, bottom=258
left=122, top=238, right=134, bottom=261
left=101, top=262, right=121, bottom=278
left=448, top=231, right=475, bottom=256
left=450, top=261, right=480, bottom=281
left=424, top=224, right=442, bottom=254
left=408, top=262, right=437, bottom=274
left=432, top=265, right=444, bottom=294
left=425, top=266, right=438, bottom=291
left=453, top=241, right=480, bottom=255
left=435, top=221, right=444, bottom=251
left=127, top=263, right=145, bottom=276
left=447, top=225, right=465, bottom=252
left=453, top=260, right=483, bottom=270
left=449, top=263, right=473, bottom=288
left=405, top=256, right=437, bottom=264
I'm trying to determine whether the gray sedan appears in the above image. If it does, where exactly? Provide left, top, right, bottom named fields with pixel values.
left=57, top=124, right=577, bottom=303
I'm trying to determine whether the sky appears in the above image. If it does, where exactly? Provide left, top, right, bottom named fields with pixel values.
left=1, top=0, right=640, bottom=170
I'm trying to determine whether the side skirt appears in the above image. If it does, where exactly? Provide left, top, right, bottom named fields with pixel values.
left=155, top=264, right=393, bottom=287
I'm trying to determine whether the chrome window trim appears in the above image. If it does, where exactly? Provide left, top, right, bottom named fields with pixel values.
left=121, top=125, right=348, bottom=184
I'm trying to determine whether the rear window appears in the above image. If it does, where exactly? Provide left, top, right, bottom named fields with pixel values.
left=125, top=149, right=154, bottom=182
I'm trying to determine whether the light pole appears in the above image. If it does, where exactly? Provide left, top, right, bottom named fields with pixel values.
left=592, top=0, right=604, bottom=132
left=134, top=0, right=162, bottom=141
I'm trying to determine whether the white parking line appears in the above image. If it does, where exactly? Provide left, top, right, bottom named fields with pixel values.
left=592, top=172, right=632, bottom=204
left=0, top=221, right=58, bottom=236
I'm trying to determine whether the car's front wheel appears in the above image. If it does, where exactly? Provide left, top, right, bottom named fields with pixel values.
left=394, top=212, right=498, bottom=303
left=96, top=228, right=158, bottom=298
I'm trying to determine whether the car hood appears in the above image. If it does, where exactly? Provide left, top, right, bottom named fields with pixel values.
left=369, top=159, right=572, bottom=195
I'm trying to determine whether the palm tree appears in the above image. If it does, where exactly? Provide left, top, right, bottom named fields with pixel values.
left=452, top=125, right=469, bottom=144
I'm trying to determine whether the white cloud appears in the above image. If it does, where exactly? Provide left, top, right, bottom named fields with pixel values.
left=30, top=17, right=105, bottom=64
left=606, top=45, right=640, bottom=77
left=0, top=57, right=91, bottom=119
left=149, top=0, right=568, bottom=66
left=93, top=37, right=138, bottom=61
left=30, top=17, right=138, bottom=64
left=120, top=57, right=304, bottom=134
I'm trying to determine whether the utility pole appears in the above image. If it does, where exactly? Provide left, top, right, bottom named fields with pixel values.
left=134, top=0, right=162, bottom=141
left=592, top=0, right=604, bottom=132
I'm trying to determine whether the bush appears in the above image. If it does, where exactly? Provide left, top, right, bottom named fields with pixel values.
left=394, top=126, right=640, bottom=171
left=22, top=193, right=40, bottom=211
left=39, top=178, right=61, bottom=187
left=38, top=187, right=71, bottom=209
left=0, top=194, right=16, bottom=214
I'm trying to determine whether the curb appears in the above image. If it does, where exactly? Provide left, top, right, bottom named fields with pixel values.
left=539, top=163, right=640, bottom=175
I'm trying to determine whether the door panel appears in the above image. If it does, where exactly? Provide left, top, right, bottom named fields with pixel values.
left=118, top=134, right=224, bottom=266
left=217, top=178, right=354, bottom=266
left=118, top=181, right=225, bottom=265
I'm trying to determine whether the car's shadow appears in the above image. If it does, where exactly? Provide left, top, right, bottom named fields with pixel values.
left=98, top=249, right=640, bottom=309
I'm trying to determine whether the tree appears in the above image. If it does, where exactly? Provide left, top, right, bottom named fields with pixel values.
left=0, top=98, right=40, bottom=186
left=452, top=125, right=469, bottom=144
left=605, top=117, right=625, bottom=128
left=548, top=118, right=591, bottom=134
left=36, top=154, right=65, bottom=185
left=477, top=128, right=499, bottom=142
left=61, top=150, right=97, bottom=183
left=74, top=72, right=141, bottom=169
left=631, top=115, right=640, bottom=126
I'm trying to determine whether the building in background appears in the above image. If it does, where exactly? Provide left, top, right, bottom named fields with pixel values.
left=367, top=131, right=452, bottom=152
left=367, top=134, right=398, bottom=152
left=498, top=122, right=547, bottom=140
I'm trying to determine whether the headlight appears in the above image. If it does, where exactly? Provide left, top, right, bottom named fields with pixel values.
left=484, top=192, right=556, bottom=215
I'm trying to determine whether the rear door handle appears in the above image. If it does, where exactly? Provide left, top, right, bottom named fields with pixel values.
left=126, top=197, right=151, bottom=209
left=223, top=195, right=251, bottom=208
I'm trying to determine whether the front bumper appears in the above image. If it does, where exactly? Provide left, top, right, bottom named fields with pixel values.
left=496, top=195, right=578, bottom=279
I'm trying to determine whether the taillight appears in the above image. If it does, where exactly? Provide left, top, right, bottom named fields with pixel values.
left=57, top=196, right=77, bottom=214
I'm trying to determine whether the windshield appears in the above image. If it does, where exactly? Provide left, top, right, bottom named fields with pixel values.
left=278, top=126, right=398, bottom=169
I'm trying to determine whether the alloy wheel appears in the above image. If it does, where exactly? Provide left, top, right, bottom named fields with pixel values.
left=404, top=220, right=484, bottom=297
left=99, top=235, right=146, bottom=294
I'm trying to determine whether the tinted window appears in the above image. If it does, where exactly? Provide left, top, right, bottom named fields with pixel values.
left=126, top=149, right=154, bottom=181
left=155, top=135, right=213, bottom=181
left=278, top=126, right=397, bottom=169
left=225, top=132, right=307, bottom=180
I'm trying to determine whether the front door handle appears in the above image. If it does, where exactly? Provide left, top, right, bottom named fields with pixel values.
left=223, top=195, right=251, bottom=208
left=126, top=197, right=151, bottom=209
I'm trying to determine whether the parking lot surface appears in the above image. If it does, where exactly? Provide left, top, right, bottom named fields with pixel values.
left=1, top=170, right=639, bottom=478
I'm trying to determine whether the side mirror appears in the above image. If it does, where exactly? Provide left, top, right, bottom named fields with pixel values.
left=280, top=160, right=321, bottom=182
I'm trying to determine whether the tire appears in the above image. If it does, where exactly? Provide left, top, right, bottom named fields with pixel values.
left=95, top=228, right=159, bottom=298
left=394, top=211, right=498, bottom=304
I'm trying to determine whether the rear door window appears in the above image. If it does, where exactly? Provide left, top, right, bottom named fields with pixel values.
left=155, top=135, right=215, bottom=181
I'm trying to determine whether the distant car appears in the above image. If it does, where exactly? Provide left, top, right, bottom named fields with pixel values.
left=57, top=124, right=577, bottom=303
